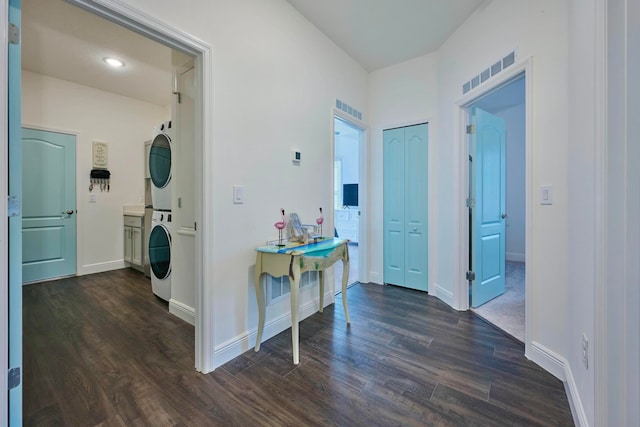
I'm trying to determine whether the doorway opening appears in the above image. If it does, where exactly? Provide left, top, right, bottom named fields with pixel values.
left=19, top=0, right=212, bottom=373
left=333, top=116, right=364, bottom=291
left=466, top=74, right=526, bottom=342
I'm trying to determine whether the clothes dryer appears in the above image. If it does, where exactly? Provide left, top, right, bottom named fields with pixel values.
left=149, top=120, right=173, bottom=211
left=149, top=210, right=172, bottom=301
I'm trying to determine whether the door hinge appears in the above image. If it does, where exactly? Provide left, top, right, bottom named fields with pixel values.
left=8, top=367, right=20, bottom=390
left=466, top=198, right=475, bottom=208
left=8, top=22, right=19, bottom=45
left=173, top=91, right=182, bottom=104
left=466, top=271, right=476, bottom=281
left=7, top=195, right=20, bottom=217
left=194, top=222, right=197, bottom=231
left=466, top=124, right=476, bottom=134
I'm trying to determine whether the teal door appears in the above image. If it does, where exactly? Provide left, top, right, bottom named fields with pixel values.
left=383, top=123, right=428, bottom=291
left=22, top=128, right=77, bottom=283
left=8, top=0, right=22, bottom=424
left=470, top=108, right=506, bottom=307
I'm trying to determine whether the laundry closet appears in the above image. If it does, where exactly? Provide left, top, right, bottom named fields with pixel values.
left=123, top=53, right=196, bottom=325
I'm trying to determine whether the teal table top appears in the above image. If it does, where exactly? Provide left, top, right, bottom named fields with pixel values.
left=256, top=237, right=348, bottom=255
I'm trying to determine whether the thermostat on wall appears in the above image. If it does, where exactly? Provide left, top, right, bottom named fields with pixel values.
left=292, top=150, right=301, bottom=164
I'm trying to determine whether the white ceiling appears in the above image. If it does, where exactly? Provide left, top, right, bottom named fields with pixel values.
left=286, top=0, right=486, bottom=71
left=21, top=0, right=486, bottom=106
left=22, top=0, right=176, bottom=106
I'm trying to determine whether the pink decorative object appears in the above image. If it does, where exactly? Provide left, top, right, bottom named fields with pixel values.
left=274, top=208, right=286, bottom=246
left=316, top=207, right=324, bottom=236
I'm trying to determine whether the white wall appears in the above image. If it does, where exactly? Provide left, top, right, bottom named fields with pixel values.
left=367, top=53, right=438, bottom=285
left=21, top=70, right=167, bottom=276
left=436, top=0, right=569, bottom=363
left=335, top=134, right=359, bottom=185
left=119, top=0, right=369, bottom=364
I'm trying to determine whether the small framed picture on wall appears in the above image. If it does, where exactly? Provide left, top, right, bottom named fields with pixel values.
left=92, top=141, right=108, bottom=169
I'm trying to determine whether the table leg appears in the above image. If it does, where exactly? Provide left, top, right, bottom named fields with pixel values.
left=290, top=254, right=301, bottom=364
left=254, top=254, right=265, bottom=352
left=318, top=270, right=324, bottom=313
left=341, top=243, right=351, bottom=324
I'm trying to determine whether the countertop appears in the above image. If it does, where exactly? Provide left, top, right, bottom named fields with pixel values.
left=122, top=205, right=145, bottom=217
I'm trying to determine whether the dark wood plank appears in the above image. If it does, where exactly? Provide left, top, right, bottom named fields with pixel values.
left=23, top=269, right=574, bottom=426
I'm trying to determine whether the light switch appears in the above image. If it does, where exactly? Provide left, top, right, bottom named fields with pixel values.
left=89, top=194, right=97, bottom=203
left=233, top=185, right=244, bottom=204
left=540, top=185, right=553, bottom=205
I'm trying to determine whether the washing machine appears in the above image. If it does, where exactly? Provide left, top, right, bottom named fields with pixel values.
left=149, top=120, right=173, bottom=211
left=149, top=210, right=172, bottom=301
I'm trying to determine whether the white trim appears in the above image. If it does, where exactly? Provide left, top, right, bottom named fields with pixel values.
left=528, top=340, right=566, bottom=381
left=332, top=110, right=368, bottom=286
left=432, top=283, right=454, bottom=307
left=67, top=0, right=214, bottom=373
left=593, top=1, right=608, bottom=425
left=21, top=123, right=80, bottom=136
left=169, top=299, right=196, bottom=325
left=505, top=252, right=525, bottom=262
left=1, top=0, right=9, bottom=423
left=79, top=260, right=126, bottom=276
left=527, top=341, right=586, bottom=427
left=564, top=363, right=590, bottom=427
left=368, top=272, right=382, bottom=284
left=454, top=59, right=534, bottom=359
left=213, top=291, right=334, bottom=367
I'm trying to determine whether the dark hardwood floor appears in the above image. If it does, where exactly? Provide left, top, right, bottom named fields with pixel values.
left=23, top=268, right=574, bottom=426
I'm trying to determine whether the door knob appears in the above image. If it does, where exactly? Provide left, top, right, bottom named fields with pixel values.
left=66, top=209, right=74, bottom=215
left=501, top=213, right=508, bottom=219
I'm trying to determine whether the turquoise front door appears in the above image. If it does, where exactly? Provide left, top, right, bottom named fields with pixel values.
left=8, top=0, right=22, bottom=424
left=383, top=123, right=428, bottom=291
left=22, top=128, right=77, bottom=283
left=470, top=108, right=506, bottom=307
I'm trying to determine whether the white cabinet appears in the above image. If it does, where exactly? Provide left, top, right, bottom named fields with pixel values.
left=124, top=215, right=144, bottom=272
left=335, top=208, right=359, bottom=243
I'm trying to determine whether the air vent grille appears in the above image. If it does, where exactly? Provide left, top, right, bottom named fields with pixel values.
left=462, top=51, right=516, bottom=95
left=336, top=99, right=362, bottom=121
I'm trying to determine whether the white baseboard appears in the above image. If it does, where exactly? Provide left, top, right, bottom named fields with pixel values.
left=79, top=260, right=126, bottom=276
left=528, top=341, right=566, bottom=380
left=432, top=282, right=454, bottom=306
left=169, top=299, right=195, bottom=325
left=368, top=271, right=382, bottom=284
left=213, top=291, right=333, bottom=369
left=506, top=252, right=525, bottom=262
left=528, top=341, right=587, bottom=426
left=563, top=362, right=589, bottom=427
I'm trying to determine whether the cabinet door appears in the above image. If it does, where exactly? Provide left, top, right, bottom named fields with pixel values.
left=131, top=227, right=142, bottom=266
left=124, top=226, right=132, bottom=263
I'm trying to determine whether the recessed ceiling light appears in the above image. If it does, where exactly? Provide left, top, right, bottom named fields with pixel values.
left=103, top=57, right=125, bottom=68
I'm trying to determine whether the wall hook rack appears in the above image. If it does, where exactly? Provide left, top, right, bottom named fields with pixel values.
left=90, top=169, right=111, bottom=192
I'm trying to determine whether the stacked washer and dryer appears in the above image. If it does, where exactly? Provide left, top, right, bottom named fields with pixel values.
left=148, top=121, right=173, bottom=302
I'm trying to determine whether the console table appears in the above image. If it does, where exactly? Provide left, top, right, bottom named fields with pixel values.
left=254, top=238, right=351, bottom=364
